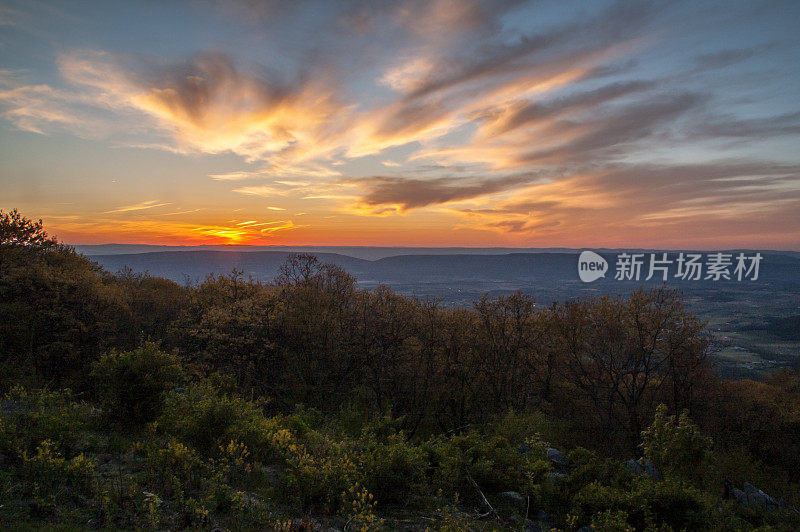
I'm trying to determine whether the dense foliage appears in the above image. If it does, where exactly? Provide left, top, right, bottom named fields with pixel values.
left=1, top=209, right=799, bottom=530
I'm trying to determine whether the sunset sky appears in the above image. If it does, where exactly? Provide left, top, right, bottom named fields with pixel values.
left=1, top=0, right=799, bottom=248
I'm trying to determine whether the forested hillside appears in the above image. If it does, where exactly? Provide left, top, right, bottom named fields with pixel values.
left=2, top=209, right=799, bottom=531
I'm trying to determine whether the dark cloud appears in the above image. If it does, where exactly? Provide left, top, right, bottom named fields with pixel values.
left=348, top=173, right=540, bottom=210
left=386, top=0, right=525, bottom=37
left=477, top=80, right=655, bottom=136
left=347, top=84, right=799, bottom=217
left=402, top=2, right=654, bottom=101
left=692, top=111, right=800, bottom=139
left=127, top=52, right=297, bottom=126
left=515, top=92, right=707, bottom=165
left=445, top=162, right=800, bottom=238
left=592, top=162, right=800, bottom=208
left=692, top=44, right=774, bottom=71
left=372, top=98, right=451, bottom=139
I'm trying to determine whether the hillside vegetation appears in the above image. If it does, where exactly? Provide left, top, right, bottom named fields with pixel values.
left=1, top=209, right=799, bottom=531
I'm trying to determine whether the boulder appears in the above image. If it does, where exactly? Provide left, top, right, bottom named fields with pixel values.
left=733, top=483, right=785, bottom=510
left=625, top=459, right=644, bottom=475
left=643, top=460, right=662, bottom=481
left=748, top=491, right=767, bottom=507
left=499, top=491, right=527, bottom=509
left=536, top=510, right=554, bottom=530
left=524, top=519, right=542, bottom=532
left=759, top=490, right=778, bottom=508
left=546, top=447, right=569, bottom=473
left=740, top=482, right=783, bottom=510
left=732, top=488, right=748, bottom=507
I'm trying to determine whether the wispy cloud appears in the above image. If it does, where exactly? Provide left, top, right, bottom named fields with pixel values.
left=105, top=200, right=172, bottom=213
left=208, top=171, right=264, bottom=181
left=443, top=163, right=800, bottom=247
left=233, top=185, right=284, bottom=197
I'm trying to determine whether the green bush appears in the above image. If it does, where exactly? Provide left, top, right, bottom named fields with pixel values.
left=572, top=476, right=710, bottom=530
left=641, top=404, right=714, bottom=485
left=141, top=438, right=254, bottom=528
left=590, top=508, right=634, bottom=531
left=566, top=447, right=627, bottom=491
left=428, top=430, right=549, bottom=500
left=91, top=343, right=183, bottom=427
left=358, top=420, right=427, bottom=503
left=144, top=439, right=206, bottom=500
left=279, top=433, right=363, bottom=512
left=0, top=385, right=101, bottom=460
left=157, top=381, right=279, bottom=460
left=21, top=439, right=97, bottom=499
left=487, top=409, right=559, bottom=450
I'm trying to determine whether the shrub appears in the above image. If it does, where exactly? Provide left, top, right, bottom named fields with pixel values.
left=487, top=410, right=559, bottom=449
left=140, top=438, right=260, bottom=529
left=343, top=483, right=383, bottom=531
left=91, top=343, right=183, bottom=427
left=429, top=430, right=549, bottom=500
left=21, top=439, right=97, bottom=497
left=566, top=447, right=627, bottom=491
left=358, top=421, right=427, bottom=503
left=145, top=439, right=206, bottom=500
left=428, top=494, right=476, bottom=531
left=279, top=433, right=362, bottom=512
left=157, top=382, right=279, bottom=460
left=640, top=404, right=714, bottom=485
left=572, top=476, right=710, bottom=530
left=0, top=385, right=101, bottom=460
left=590, top=508, right=634, bottom=531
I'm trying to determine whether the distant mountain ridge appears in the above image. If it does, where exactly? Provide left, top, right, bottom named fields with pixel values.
left=87, top=249, right=800, bottom=290
left=76, top=244, right=800, bottom=261
left=75, top=244, right=582, bottom=260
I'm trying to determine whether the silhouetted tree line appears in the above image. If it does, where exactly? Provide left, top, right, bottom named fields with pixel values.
left=2, top=209, right=799, bottom=475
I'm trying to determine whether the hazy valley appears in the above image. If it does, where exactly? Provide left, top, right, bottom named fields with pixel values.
left=82, top=246, right=800, bottom=379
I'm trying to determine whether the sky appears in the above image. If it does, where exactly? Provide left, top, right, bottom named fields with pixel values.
left=1, top=0, right=799, bottom=249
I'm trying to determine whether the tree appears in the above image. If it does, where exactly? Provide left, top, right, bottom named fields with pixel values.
left=640, top=404, right=713, bottom=484
left=1, top=209, right=58, bottom=271
left=473, top=291, right=537, bottom=411
left=0, top=209, right=119, bottom=384
left=91, top=342, right=184, bottom=427
left=178, top=274, right=278, bottom=394
left=554, top=288, right=713, bottom=453
left=272, top=253, right=360, bottom=406
left=0, top=209, right=58, bottom=248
